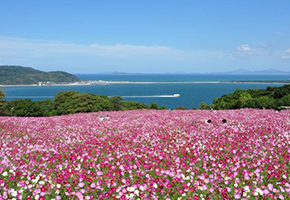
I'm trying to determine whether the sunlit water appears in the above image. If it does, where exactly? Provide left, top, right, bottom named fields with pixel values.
left=3, top=74, right=288, bottom=109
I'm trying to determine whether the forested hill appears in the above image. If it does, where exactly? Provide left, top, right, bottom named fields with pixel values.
left=0, top=65, right=81, bottom=85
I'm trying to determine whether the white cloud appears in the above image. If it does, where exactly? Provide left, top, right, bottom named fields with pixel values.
left=0, top=35, right=227, bottom=73
left=0, top=35, right=288, bottom=73
left=281, top=55, right=290, bottom=60
left=237, top=44, right=252, bottom=53
left=229, top=44, right=253, bottom=58
left=0, top=35, right=176, bottom=58
left=280, top=48, right=290, bottom=59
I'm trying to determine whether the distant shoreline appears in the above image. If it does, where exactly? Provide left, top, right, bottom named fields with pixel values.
left=0, top=80, right=289, bottom=87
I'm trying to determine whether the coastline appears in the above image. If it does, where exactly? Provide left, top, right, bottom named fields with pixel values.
left=0, top=80, right=289, bottom=87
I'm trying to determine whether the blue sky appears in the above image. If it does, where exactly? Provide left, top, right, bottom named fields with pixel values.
left=0, top=0, right=290, bottom=73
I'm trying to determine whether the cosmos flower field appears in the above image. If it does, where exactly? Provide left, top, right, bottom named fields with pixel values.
left=0, top=109, right=290, bottom=200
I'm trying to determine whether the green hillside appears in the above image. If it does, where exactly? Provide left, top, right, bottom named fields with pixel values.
left=200, top=84, right=290, bottom=110
left=0, top=65, right=81, bottom=85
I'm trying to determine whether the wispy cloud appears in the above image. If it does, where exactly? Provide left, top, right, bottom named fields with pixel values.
left=281, top=56, right=290, bottom=59
left=0, top=36, right=176, bottom=58
left=275, top=32, right=283, bottom=36
left=0, top=35, right=226, bottom=72
left=281, top=48, right=290, bottom=60
left=0, top=35, right=288, bottom=73
left=237, top=44, right=252, bottom=53
left=229, top=44, right=253, bottom=58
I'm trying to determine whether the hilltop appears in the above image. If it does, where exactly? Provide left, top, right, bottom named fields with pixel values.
left=0, top=65, right=81, bottom=85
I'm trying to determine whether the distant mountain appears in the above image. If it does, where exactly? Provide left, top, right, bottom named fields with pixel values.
left=222, top=68, right=290, bottom=75
left=0, top=65, right=81, bottom=85
left=92, top=69, right=290, bottom=75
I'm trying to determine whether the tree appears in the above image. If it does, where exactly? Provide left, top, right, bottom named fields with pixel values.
left=4, top=99, right=37, bottom=116
left=256, top=96, right=277, bottom=109
left=160, top=105, right=168, bottom=110
left=199, top=102, right=213, bottom=110
left=0, top=88, right=6, bottom=115
left=279, top=94, right=290, bottom=106
left=175, top=106, right=187, bottom=110
left=53, top=91, right=78, bottom=115
left=54, top=92, right=114, bottom=115
left=236, top=92, right=253, bottom=108
left=273, top=85, right=290, bottom=99
left=109, top=96, right=122, bottom=111
left=0, top=88, right=5, bottom=100
left=120, top=101, right=149, bottom=110
left=149, top=102, right=159, bottom=110
left=33, top=99, right=55, bottom=116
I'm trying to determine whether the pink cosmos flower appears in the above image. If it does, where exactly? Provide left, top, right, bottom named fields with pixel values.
left=234, top=193, right=241, bottom=199
left=267, top=183, right=273, bottom=191
left=75, top=192, right=83, bottom=200
left=78, top=182, right=85, bottom=188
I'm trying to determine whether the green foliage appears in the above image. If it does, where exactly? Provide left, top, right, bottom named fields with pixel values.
left=0, top=91, right=154, bottom=117
left=4, top=99, right=38, bottom=117
left=256, top=96, right=276, bottom=109
left=109, top=96, right=122, bottom=111
left=0, top=88, right=6, bottom=115
left=159, top=105, right=168, bottom=110
left=67, top=93, right=114, bottom=113
left=279, top=94, right=290, bottom=106
left=2, top=84, right=289, bottom=116
left=120, top=101, right=149, bottom=110
left=149, top=102, right=159, bottom=110
left=0, top=65, right=81, bottom=85
left=54, top=91, right=78, bottom=115
left=199, top=102, right=213, bottom=110
left=54, top=91, right=114, bottom=115
left=273, top=85, right=290, bottom=99
left=201, top=84, right=290, bottom=110
left=5, top=99, right=55, bottom=117
left=0, top=88, right=5, bottom=100
left=175, top=106, right=187, bottom=110
left=33, top=99, right=55, bottom=116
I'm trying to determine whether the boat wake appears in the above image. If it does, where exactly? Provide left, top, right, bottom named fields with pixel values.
left=120, top=94, right=180, bottom=98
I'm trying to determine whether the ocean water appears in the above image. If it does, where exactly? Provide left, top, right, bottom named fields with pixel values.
left=2, top=74, right=289, bottom=109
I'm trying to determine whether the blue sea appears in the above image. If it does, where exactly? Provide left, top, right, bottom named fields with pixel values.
left=2, top=74, right=289, bottom=109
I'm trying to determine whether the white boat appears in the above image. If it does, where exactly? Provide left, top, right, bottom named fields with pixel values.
left=173, top=94, right=180, bottom=97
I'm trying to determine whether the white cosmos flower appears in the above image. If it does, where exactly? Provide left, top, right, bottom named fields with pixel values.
left=2, top=171, right=8, bottom=176
left=139, top=186, right=145, bottom=191
left=11, top=190, right=17, bottom=197
left=244, top=186, right=250, bottom=192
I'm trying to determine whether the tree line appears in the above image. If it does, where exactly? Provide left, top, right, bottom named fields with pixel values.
left=200, top=84, right=290, bottom=110
left=1, top=85, right=289, bottom=116
left=0, top=90, right=167, bottom=117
